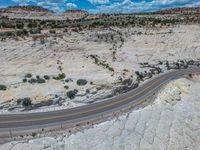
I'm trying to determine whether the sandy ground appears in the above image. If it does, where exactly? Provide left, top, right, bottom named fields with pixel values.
left=0, top=25, right=200, bottom=113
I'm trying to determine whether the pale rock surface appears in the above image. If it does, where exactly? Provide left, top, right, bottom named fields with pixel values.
left=1, top=77, right=200, bottom=150
left=1, top=25, right=200, bottom=113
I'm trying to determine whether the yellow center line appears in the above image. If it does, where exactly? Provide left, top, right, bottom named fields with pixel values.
left=0, top=72, right=173, bottom=124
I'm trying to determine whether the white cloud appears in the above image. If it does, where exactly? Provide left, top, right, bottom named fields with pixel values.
left=88, top=0, right=109, bottom=4
left=11, top=0, right=69, bottom=12
left=12, top=0, right=30, bottom=2
left=10, top=0, right=200, bottom=13
left=66, top=3, right=77, bottom=9
left=91, top=0, right=200, bottom=13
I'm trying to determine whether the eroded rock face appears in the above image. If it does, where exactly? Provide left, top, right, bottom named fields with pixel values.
left=1, top=77, right=200, bottom=150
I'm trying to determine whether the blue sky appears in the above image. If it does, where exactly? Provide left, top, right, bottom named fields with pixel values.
left=0, top=0, right=200, bottom=13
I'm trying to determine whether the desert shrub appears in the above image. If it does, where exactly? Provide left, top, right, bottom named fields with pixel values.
left=17, top=99, right=22, bottom=105
left=37, top=78, right=46, bottom=84
left=16, top=23, right=24, bottom=29
left=36, top=75, right=40, bottom=79
left=25, top=73, right=32, bottom=78
left=44, top=75, right=50, bottom=80
left=22, top=78, right=27, bottom=83
left=65, top=78, right=73, bottom=82
left=31, top=132, right=36, bottom=137
left=67, top=89, right=78, bottom=99
left=18, top=97, right=32, bottom=107
left=22, top=98, right=32, bottom=107
left=49, top=30, right=56, bottom=34
left=53, top=73, right=66, bottom=80
left=108, top=67, right=114, bottom=72
left=86, top=89, right=90, bottom=94
left=77, top=79, right=88, bottom=86
left=65, top=79, right=70, bottom=83
left=0, top=85, right=7, bottom=91
left=64, top=85, right=69, bottom=89
left=67, top=90, right=76, bottom=99
left=28, top=78, right=37, bottom=84
left=16, top=29, right=28, bottom=37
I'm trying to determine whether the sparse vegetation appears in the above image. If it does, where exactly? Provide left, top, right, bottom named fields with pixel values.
left=37, top=78, right=46, bottom=84
left=53, top=73, right=66, bottom=80
left=25, top=73, right=32, bottom=78
left=25, top=75, right=46, bottom=84
left=89, top=55, right=115, bottom=72
left=28, top=78, right=37, bottom=84
left=17, top=97, right=32, bottom=108
left=1, top=9, right=199, bottom=39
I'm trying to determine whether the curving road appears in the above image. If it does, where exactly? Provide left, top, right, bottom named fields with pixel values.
left=0, top=67, right=200, bottom=137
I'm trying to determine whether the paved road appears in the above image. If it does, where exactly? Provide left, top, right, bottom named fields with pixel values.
left=0, top=67, right=199, bottom=136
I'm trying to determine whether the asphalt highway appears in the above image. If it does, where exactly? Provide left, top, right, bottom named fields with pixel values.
left=0, top=67, right=199, bottom=136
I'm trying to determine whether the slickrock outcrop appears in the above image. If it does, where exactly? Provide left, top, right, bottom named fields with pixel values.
left=1, top=77, right=200, bottom=150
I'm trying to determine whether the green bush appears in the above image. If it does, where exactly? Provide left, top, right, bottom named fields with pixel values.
left=0, top=85, right=7, bottom=91
left=65, top=78, right=73, bottom=83
left=25, top=73, right=32, bottom=78
left=36, top=75, right=40, bottom=79
left=31, top=132, right=37, bottom=137
left=28, top=78, right=37, bottom=84
left=53, top=73, right=66, bottom=80
left=64, top=85, right=69, bottom=89
left=65, top=79, right=70, bottom=83
left=67, top=89, right=78, bottom=99
left=18, top=97, right=32, bottom=107
left=77, top=79, right=87, bottom=86
left=37, top=78, right=46, bottom=84
left=44, top=75, right=50, bottom=80
left=23, top=98, right=32, bottom=107
left=22, top=78, right=27, bottom=83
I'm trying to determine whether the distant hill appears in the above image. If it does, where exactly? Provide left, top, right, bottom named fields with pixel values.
left=157, top=7, right=200, bottom=14
left=0, top=5, right=50, bottom=13
left=64, top=10, right=88, bottom=14
left=0, top=6, right=90, bottom=20
left=64, top=10, right=89, bottom=19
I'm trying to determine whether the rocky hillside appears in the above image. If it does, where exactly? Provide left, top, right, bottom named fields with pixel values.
left=0, top=6, right=89, bottom=20
left=157, top=7, right=200, bottom=14
left=0, top=6, right=50, bottom=13
left=64, top=10, right=89, bottom=19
